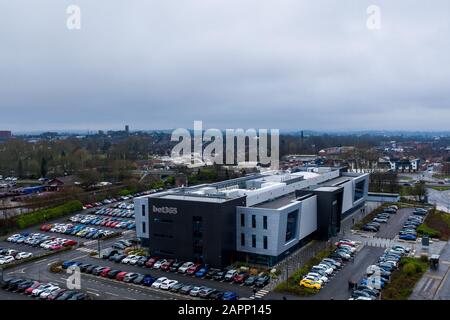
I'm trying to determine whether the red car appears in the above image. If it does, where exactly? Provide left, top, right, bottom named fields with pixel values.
left=145, top=257, right=160, bottom=268
left=25, top=281, right=41, bottom=295
left=335, top=241, right=356, bottom=247
left=40, top=224, right=52, bottom=232
left=186, top=263, right=202, bottom=275
left=160, top=259, right=175, bottom=271
left=85, top=204, right=93, bottom=209
left=110, top=222, right=119, bottom=228
left=233, top=272, right=249, bottom=283
left=116, top=271, right=128, bottom=281
left=63, top=239, right=77, bottom=246
left=100, top=267, right=112, bottom=277
left=50, top=244, right=63, bottom=250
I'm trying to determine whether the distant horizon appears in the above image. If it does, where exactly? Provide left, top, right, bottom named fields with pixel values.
left=9, top=128, right=450, bottom=137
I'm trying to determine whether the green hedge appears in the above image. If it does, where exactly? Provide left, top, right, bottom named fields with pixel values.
left=16, top=200, right=83, bottom=229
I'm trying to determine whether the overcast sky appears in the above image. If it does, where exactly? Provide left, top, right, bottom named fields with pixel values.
left=1, top=0, right=450, bottom=133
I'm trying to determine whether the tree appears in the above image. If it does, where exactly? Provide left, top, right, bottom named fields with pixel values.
left=40, top=157, right=48, bottom=178
left=17, top=159, right=24, bottom=178
left=413, top=181, right=428, bottom=202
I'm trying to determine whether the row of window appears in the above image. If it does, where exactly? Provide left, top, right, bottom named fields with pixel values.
left=240, top=214, right=268, bottom=229
left=241, top=233, right=268, bottom=249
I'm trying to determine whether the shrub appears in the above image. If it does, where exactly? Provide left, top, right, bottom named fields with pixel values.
left=420, top=255, right=429, bottom=263
left=16, top=200, right=83, bottom=229
left=403, top=263, right=416, bottom=276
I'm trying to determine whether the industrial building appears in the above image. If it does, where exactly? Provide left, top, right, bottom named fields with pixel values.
left=134, top=167, right=369, bottom=267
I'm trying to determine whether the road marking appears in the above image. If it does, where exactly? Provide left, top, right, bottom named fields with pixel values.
left=105, top=292, right=119, bottom=297
left=33, top=258, right=48, bottom=264
left=87, top=291, right=100, bottom=297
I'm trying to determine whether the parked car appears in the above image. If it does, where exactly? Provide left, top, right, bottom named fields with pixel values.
left=224, top=269, right=238, bottom=281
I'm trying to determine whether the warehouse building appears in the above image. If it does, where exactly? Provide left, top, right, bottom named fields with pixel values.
left=134, top=167, right=368, bottom=267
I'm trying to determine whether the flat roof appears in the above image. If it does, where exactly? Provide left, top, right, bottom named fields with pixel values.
left=314, top=186, right=342, bottom=192
left=319, top=176, right=351, bottom=186
left=252, top=193, right=297, bottom=209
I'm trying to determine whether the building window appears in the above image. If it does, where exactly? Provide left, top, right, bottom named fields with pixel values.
left=252, top=234, right=256, bottom=248
left=240, top=213, right=245, bottom=227
left=252, top=215, right=256, bottom=228
left=142, top=222, right=146, bottom=234
left=142, top=205, right=146, bottom=217
left=263, top=236, right=268, bottom=249
left=354, top=180, right=365, bottom=202
left=263, top=216, right=267, bottom=229
left=285, top=210, right=298, bottom=242
left=241, top=233, right=245, bottom=246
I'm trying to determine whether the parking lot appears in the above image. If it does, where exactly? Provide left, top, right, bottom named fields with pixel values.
left=376, top=208, right=416, bottom=239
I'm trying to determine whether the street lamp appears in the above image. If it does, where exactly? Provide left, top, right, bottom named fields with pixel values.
left=285, top=251, right=290, bottom=290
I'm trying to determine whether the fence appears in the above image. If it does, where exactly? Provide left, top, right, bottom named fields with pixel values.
left=266, top=240, right=329, bottom=291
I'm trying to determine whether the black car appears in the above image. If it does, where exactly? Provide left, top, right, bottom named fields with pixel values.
left=79, top=264, right=92, bottom=273
left=6, top=278, right=26, bottom=291
left=107, top=270, right=122, bottom=279
left=170, top=282, right=184, bottom=293
left=68, top=292, right=88, bottom=300
left=56, top=290, right=78, bottom=300
left=113, top=254, right=127, bottom=263
left=244, top=275, right=258, bottom=286
left=170, top=260, right=185, bottom=272
left=133, top=274, right=146, bottom=285
left=85, top=265, right=98, bottom=274
left=8, top=279, right=28, bottom=291
left=137, top=256, right=149, bottom=267
left=101, top=248, right=118, bottom=259
left=212, top=271, right=226, bottom=281
left=1, top=278, right=16, bottom=289
left=92, top=266, right=107, bottom=276
left=210, top=291, right=224, bottom=300
left=205, top=268, right=220, bottom=279
left=179, top=284, right=194, bottom=294
left=255, top=275, right=270, bottom=287
left=16, top=280, right=35, bottom=292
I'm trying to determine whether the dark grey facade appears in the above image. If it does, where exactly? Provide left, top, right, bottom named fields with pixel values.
left=145, top=196, right=246, bottom=267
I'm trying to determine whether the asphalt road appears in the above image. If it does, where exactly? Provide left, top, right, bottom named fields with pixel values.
left=375, top=208, right=416, bottom=239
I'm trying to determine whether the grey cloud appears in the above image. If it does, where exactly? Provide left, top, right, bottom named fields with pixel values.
left=1, top=0, right=450, bottom=132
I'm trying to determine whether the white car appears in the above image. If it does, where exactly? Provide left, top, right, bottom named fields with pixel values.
left=338, top=244, right=356, bottom=253
left=366, top=265, right=382, bottom=276
left=0, top=256, right=15, bottom=265
left=307, top=272, right=328, bottom=283
left=15, top=252, right=33, bottom=260
left=32, top=283, right=58, bottom=297
left=224, top=269, right=238, bottom=281
left=153, top=259, right=167, bottom=269
left=178, top=262, right=194, bottom=273
left=322, top=258, right=341, bottom=268
left=121, top=255, right=136, bottom=264
left=39, top=286, right=60, bottom=299
left=160, top=279, right=178, bottom=290
left=129, top=256, right=142, bottom=265
left=303, top=275, right=324, bottom=285
left=314, top=264, right=333, bottom=275
left=151, top=277, right=168, bottom=289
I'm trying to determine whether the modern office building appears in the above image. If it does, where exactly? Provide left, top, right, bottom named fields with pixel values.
left=134, top=167, right=369, bottom=267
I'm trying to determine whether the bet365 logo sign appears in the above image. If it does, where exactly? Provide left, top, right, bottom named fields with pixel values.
left=153, top=205, right=177, bottom=215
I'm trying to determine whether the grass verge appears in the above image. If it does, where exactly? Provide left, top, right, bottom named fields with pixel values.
left=381, top=257, right=428, bottom=300
left=417, top=208, right=450, bottom=241
left=274, top=246, right=335, bottom=296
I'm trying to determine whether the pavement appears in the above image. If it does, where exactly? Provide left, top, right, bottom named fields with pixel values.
left=410, top=240, right=450, bottom=300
